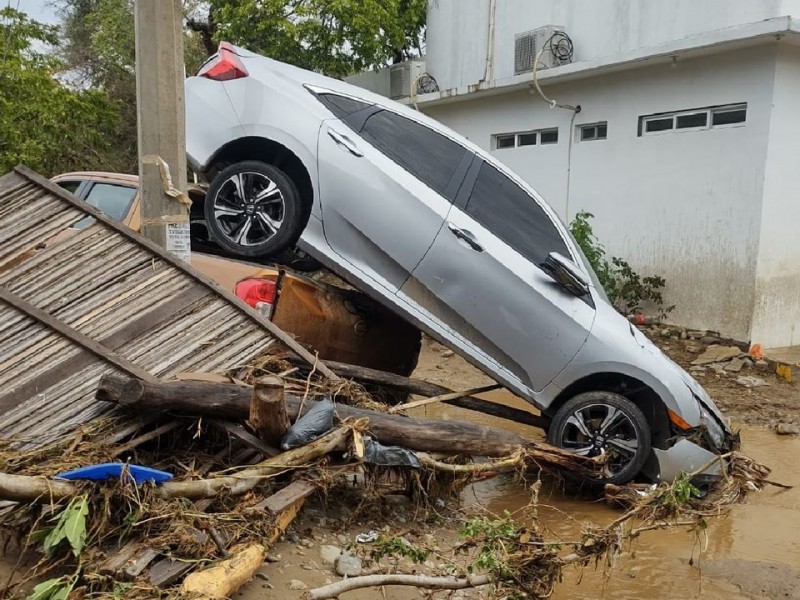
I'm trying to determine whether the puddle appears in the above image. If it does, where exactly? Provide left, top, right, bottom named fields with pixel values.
left=418, top=393, right=800, bottom=600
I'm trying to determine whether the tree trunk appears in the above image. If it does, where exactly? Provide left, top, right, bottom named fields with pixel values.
left=292, top=359, right=550, bottom=429
left=97, top=375, right=530, bottom=457
left=249, top=376, right=288, bottom=445
left=181, top=544, right=266, bottom=599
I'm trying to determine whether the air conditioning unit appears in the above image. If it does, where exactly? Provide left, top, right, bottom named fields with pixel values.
left=514, top=25, right=571, bottom=74
left=389, top=59, right=426, bottom=99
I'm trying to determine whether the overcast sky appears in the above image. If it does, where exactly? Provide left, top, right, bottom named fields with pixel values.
left=17, top=0, right=59, bottom=24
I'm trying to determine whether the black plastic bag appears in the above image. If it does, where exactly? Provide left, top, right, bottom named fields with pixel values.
left=280, top=397, right=335, bottom=450
left=363, top=437, right=421, bottom=468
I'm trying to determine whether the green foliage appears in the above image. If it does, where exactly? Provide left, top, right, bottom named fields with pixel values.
left=660, top=471, right=701, bottom=509
left=26, top=576, right=76, bottom=600
left=39, top=494, right=89, bottom=558
left=212, top=0, right=427, bottom=78
left=0, top=8, right=120, bottom=175
left=459, top=511, right=527, bottom=578
left=569, top=211, right=674, bottom=317
left=371, top=535, right=430, bottom=564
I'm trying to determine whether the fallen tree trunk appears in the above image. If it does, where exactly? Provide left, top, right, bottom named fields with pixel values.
left=291, top=358, right=550, bottom=429
left=97, top=375, right=530, bottom=457
left=181, top=543, right=266, bottom=599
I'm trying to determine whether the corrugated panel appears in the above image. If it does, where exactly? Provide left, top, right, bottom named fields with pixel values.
left=0, top=167, right=332, bottom=446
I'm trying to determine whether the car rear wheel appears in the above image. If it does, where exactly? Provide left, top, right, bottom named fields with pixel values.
left=548, top=392, right=651, bottom=485
left=204, top=161, right=305, bottom=258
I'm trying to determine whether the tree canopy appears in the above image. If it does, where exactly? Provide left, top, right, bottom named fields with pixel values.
left=0, top=7, right=120, bottom=176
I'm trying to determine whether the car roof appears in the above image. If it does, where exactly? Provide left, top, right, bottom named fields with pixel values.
left=53, top=171, right=140, bottom=186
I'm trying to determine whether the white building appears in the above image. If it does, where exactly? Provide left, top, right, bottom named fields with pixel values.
left=349, top=1, right=800, bottom=349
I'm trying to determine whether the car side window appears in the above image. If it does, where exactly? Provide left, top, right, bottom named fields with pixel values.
left=357, top=110, right=468, bottom=200
left=73, top=183, right=137, bottom=230
left=465, top=161, right=570, bottom=266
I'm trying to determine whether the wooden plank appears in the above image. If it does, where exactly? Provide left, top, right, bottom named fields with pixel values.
left=245, top=480, right=317, bottom=515
left=122, top=548, right=160, bottom=579
left=149, top=558, right=193, bottom=587
left=0, top=286, right=157, bottom=384
left=13, top=166, right=339, bottom=380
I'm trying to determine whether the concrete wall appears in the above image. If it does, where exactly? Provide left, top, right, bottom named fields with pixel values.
left=427, top=0, right=795, bottom=90
left=423, top=48, right=776, bottom=340
left=750, top=45, right=800, bottom=347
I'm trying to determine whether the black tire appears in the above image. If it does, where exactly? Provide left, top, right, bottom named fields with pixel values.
left=548, top=392, right=651, bottom=485
left=204, top=161, right=306, bottom=258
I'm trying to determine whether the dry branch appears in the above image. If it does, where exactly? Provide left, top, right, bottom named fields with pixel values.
left=305, top=573, right=493, bottom=599
left=388, top=384, right=500, bottom=414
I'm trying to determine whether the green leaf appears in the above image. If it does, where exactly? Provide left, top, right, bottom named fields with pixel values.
left=63, top=495, right=89, bottom=557
left=26, top=576, right=73, bottom=600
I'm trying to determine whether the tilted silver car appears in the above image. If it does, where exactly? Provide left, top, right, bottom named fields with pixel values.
left=185, top=42, right=737, bottom=484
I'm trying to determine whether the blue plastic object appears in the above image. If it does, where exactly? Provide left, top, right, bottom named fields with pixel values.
left=55, top=463, right=173, bottom=485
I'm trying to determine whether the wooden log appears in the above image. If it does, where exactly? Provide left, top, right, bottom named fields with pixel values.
left=180, top=544, right=266, bottom=599
left=249, top=376, right=288, bottom=445
left=0, top=427, right=350, bottom=503
left=291, top=359, right=550, bottom=429
left=97, top=376, right=530, bottom=457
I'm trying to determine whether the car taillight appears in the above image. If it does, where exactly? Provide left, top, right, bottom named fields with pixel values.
left=197, top=41, right=248, bottom=81
left=235, top=278, right=277, bottom=319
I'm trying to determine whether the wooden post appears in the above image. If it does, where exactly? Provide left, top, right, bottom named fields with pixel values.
left=249, top=376, right=288, bottom=445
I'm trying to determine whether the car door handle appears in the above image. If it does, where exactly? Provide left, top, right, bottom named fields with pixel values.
left=447, top=222, right=484, bottom=252
left=327, top=128, right=364, bottom=157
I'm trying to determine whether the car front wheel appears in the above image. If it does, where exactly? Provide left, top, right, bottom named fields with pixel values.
left=548, top=392, right=651, bottom=485
left=204, top=161, right=305, bottom=258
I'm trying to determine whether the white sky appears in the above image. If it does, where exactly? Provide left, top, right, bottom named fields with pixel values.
left=16, top=0, right=59, bottom=24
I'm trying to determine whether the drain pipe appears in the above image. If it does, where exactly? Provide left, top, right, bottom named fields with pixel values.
left=483, top=0, right=497, bottom=83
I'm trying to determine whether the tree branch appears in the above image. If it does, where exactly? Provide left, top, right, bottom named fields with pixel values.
left=305, top=573, right=493, bottom=600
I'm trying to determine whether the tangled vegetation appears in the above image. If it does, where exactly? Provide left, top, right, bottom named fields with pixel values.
left=570, top=210, right=674, bottom=318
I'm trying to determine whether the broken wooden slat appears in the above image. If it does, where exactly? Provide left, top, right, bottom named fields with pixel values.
left=245, top=479, right=318, bottom=515
left=208, top=420, right=278, bottom=457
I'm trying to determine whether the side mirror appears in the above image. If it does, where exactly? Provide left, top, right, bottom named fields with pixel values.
left=542, top=252, right=590, bottom=297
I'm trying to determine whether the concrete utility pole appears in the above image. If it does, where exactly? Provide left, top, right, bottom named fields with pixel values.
left=134, top=0, right=191, bottom=262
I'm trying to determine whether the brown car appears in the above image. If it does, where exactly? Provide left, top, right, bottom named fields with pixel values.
left=50, top=172, right=420, bottom=376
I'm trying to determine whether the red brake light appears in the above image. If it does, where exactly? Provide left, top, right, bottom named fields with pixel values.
left=235, top=278, right=277, bottom=308
left=197, top=41, right=248, bottom=81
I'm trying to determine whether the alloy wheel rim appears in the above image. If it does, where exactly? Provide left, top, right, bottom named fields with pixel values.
left=557, top=403, right=640, bottom=477
left=212, top=171, right=285, bottom=246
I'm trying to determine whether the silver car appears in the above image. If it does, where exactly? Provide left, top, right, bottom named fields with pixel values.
left=185, top=43, right=736, bottom=484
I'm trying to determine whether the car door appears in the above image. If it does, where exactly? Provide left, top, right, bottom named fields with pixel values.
left=315, top=92, right=471, bottom=292
left=400, top=157, right=595, bottom=393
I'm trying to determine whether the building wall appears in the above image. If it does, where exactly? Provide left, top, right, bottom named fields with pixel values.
left=427, top=0, right=796, bottom=91
left=750, top=45, right=800, bottom=347
left=423, top=48, right=776, bottom=340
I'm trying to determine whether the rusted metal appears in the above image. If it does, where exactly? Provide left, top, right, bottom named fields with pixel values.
left=0, top=167, right=333, bottom=446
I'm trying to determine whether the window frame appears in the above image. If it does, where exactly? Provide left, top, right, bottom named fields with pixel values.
left=80, top=181, right=139, bottom=224
left=492, top=127, right=559, bottom=149
left=577, top=122, right=608, bottom=142
left=640, top=103, right=747, bottom=136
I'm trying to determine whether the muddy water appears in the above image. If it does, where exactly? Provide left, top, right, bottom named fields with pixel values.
left=417, top=392, right=800, bottom=600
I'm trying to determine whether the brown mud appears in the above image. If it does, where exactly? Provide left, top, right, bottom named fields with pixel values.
left=240, top=336, right=800, bottom=599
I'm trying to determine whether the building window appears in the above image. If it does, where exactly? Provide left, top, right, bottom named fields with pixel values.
left=540, top=129, right=559, bottom=144
left=493, top=128, right=559, bottom=149
left=578, top=122, right=608, bottom=141
left=640, top=103, right=746, bottom=136
left=495, top=134, right=516, bottom=149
